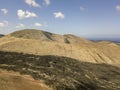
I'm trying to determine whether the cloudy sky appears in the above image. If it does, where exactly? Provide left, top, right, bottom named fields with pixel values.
left=0, top=0, right=120, bottom=38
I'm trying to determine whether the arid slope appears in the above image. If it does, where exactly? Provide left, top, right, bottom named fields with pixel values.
left=0, top=70, right=51, bottom=90
left=0, top=29, right=120, bottom=66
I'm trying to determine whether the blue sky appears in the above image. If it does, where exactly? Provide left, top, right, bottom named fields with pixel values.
left=0, top=0, right=120, bottom=38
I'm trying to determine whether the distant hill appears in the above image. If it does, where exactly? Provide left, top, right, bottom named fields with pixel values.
left=11, top=29, right=91, bottom=44
left=0, top=51, right=120, bottom=90
left=0, top=29, right=120, bottom=67
left=89, top=38, right=120, bottom=43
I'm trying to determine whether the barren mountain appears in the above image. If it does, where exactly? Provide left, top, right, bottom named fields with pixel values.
left=0, top=29, right=120, bottom=66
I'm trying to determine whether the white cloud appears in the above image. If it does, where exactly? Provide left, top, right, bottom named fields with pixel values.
left=35, top=23, right=42, bottom=27
left=17, top=9, right=37, bottom=19
left=25, top=0, right=40, bottom=7
left=80, top=6, right=85, bottom=11
left=1, top=9, right=8, bottom=14
left=44, top=0, right=50, bottom=6
left=16, top=23, right=25, bottom=28
left=0, top=21, right=8, bottom=27
left=53, top=12, right=65, bottom=19
left=0, top=23, right=5, bottom=27
left=116, top=5, right=120, bottom=11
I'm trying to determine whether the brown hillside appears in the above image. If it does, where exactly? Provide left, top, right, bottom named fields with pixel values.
left=0, top=70, right=51, bottom=90
left=0, top=29, right=120, bottom=66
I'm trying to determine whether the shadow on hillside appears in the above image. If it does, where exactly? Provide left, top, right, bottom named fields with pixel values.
left=0, top=51, right=120, bottom=90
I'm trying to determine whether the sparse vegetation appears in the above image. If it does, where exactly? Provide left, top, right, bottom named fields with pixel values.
left=0, top=51, right=120, bottom=90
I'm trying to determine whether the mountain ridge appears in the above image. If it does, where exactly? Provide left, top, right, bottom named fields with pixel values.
left=10, top=29, right=92, bottom=44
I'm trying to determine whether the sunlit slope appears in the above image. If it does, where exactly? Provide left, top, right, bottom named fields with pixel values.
left=0, top=29, right=120, bottom=66
left=0, top=70, right=51, bottom=90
